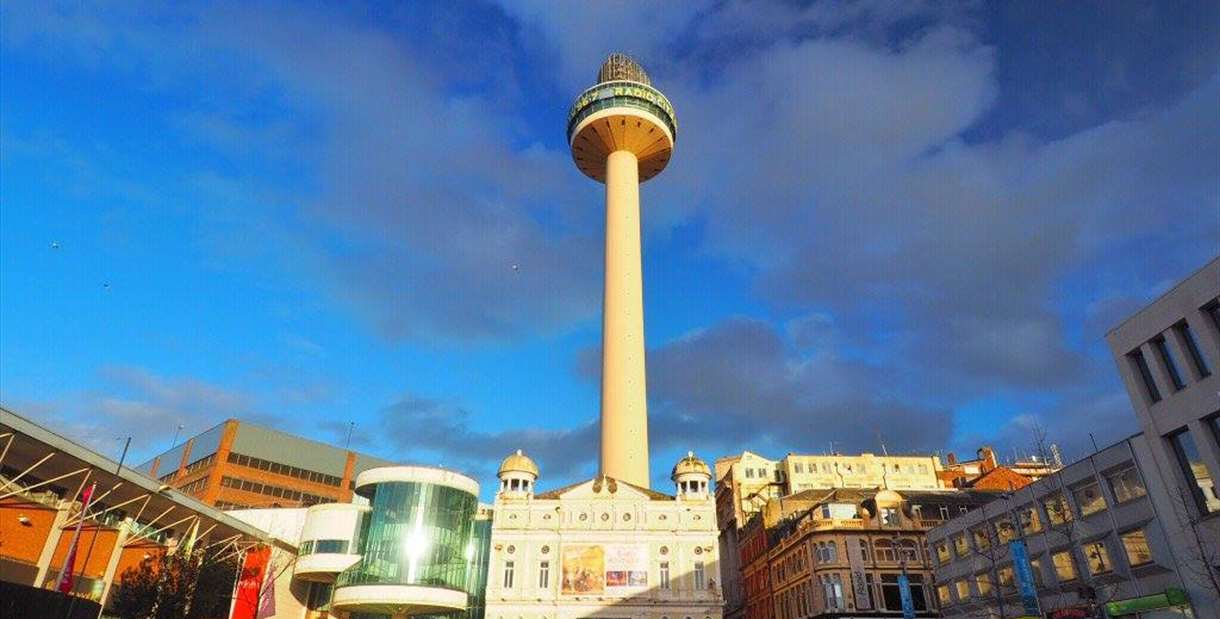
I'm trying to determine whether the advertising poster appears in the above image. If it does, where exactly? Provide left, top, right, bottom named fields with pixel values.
left=231, top=545, right=271, bottom=619
left=562, top=545, right=605, bottom=595
left=1009, top=540, right=1041, bottom=616
left=846, top=538, right=871, bottom=610
left=605, top=544, right=648, bottom=589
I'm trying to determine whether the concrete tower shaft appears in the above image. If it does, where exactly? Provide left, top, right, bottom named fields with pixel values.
left=567, top=55, right=677, bottom=489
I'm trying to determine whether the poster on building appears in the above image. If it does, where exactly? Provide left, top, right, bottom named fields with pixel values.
left=562, top=545, right=605, bottom=594
left=231, top=545, right=271, bottom=619
left=1009, top=539, right=1041, bottom=616
left=846, top=539, right=871, bottom=610
left=604, top=544, right=648, bottom=589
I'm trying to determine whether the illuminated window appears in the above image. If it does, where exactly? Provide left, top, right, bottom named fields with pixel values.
left=935, top=542, right=950, bottom=564
left=952, top=534, right=969, bottom=558
left=1051, top=551, right=1077, bottom=582
left=974, top=573, right=992, bottom=596
left=997, top=566, right=1015, bottom=591
left=1072, top=481, right=1106, bottom=517
left=1120, top=530, right=1153, bottom=567
left=1042, top=493, right=1073, bottom=525
left=1084, top=541, right=1112, bottom=576
left=993, top=517, right=1017, bottom=543
left=1167, top=428, right=1220, bottom=514
left=936, top=585, right=951, bottom=606
left=954, top=580, right=970, bottom=601
left=971, top=526, right=991, bottom=550
left=1106, top=466, right=1147, bottom=504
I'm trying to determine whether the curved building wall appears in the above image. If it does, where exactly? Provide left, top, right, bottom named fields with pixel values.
left=341, top=468, right=483, bottom=595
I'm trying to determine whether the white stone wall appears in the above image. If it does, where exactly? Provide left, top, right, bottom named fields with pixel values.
left=485, top=483, right=724, bottom=619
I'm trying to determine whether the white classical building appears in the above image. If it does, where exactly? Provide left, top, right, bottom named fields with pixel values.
left=484, top=452, right=724, bottom=619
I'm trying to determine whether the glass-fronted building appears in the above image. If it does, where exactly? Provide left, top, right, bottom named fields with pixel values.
left=329, top=466, right=484, bottom=619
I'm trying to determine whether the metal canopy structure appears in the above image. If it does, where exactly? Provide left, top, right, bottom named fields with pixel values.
left=0, top=407, right=268, bottom=549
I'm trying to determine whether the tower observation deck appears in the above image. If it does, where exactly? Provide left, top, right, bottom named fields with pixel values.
left=568, top=54, right=677, bottom=489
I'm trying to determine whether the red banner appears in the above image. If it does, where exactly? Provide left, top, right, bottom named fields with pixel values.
left=231, top=545, right=271, bottom=619
left=56, top=483, right=96, bottom=593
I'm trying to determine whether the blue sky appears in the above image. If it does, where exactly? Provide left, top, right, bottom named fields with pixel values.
left=2, top=1, right=1217, bottom=497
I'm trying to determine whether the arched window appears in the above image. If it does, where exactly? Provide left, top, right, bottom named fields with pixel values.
left=875, top=539, right=896, bottom=562
left=826, top=541, right=837, bottom=562
left=899, top=539, right=920, bottom=562
left=859, top=539, right=871, bottom=562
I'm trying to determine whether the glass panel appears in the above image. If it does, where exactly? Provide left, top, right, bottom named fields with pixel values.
left=335, top=480, right=478, bottom=592
left=1152, top=335, right=1186, bottom=390
left=1168, top=428, right=1220, bottom=514
left=993, top=517, right=1017, bottom=543
left=1175, top=321, right=1211, bottom=377
left=1084, top=541, right=1112, bottom=575
left=1120, top=530, right=1153, bottom=567
left=1072, top=481, right=1106, bottom=517
left=1043, top=493, right=1073, bottom=525
left=1106, top=466, right=1147, bottom=503
left=1018, top=504, right=1042, bottom=534
left=1128, top=348, right=1162, bottom=402
left=975, top=573, right=992, bottom=596
left=1052, top=551, right=1077, bottom=582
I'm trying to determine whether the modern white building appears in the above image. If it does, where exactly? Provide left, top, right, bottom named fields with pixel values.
left=1105, top=256, right=1220, bottom=617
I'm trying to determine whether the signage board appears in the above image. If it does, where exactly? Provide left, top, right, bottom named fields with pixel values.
left=1009, top=539, right=1041, bottom=616
left=561, top=544, right=648, bottom=595
left=1104, top=587, right=1189, bottom=616
left=897, top=573, right=915, bottom=619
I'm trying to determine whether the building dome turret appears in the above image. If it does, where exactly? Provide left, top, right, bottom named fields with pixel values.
left=671, top=451, right=711, bottom=499
left=497, top=449, right=538, bottom=498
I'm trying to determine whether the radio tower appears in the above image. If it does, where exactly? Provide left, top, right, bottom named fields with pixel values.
left=567, top=54, right=677, bottom=488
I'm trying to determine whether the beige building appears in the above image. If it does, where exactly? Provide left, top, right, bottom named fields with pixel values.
left=761, top=488, right=994, bottom=618
left=485, top=453, right=722, bottom=619
left=716, top=450, right=950, bottom=619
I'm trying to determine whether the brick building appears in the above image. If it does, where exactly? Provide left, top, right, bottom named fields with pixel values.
left=138, top=418, right=394, bottom=509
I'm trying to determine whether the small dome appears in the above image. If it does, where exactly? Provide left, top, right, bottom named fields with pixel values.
left=598, top=53, right=651, bottom=85
left=498, top=449, right=539, bottom=478
left=671, top=451, right=711, bottom=480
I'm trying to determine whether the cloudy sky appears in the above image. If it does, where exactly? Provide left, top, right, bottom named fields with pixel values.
left=2, top=1, right=1217, bottom=496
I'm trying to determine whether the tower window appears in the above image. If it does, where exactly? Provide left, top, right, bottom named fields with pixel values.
left=538, top=560, right=549, bottom=589
left=1127, top=349, right=1162, bottom=403
left=694, top=561, right=706, bottom=590
left=1174, top=321, right=1211, bottom=377
left=1151, top=335, right=1185, bottom=390
left=660, top=561, right=671, bottom=589
left=503, top=560, right=515, bottom=588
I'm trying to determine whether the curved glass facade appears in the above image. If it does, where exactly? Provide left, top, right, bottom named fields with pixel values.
left=567, top=80, right=678, bottom=140
left=336, top=481, right=479, bottom=592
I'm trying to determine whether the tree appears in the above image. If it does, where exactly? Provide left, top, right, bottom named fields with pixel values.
left=1168, top=484, right=1220, bottom=602
left=109, top=551, right=238, bottom=619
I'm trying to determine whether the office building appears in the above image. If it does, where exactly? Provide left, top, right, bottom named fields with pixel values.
left=138, top=418, right=395, bottom=510
left=1105, top=256, right=1220, bottom=616
left=929, top=434, right=1205, bottom=618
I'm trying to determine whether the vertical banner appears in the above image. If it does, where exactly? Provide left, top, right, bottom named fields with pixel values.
left=847, top=540, right=870, bottom=610
left=897, top=572, right=915, bottom=619
left=231, top=545, right=271, bottom=619
left=1009, top=540, right=1041, bottom=616
left=56, top=483, right=96, bottom=593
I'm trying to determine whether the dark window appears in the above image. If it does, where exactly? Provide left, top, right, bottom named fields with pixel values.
left=1205, top=299, right=1220, bottom=334
left=1167, top=428, right=1220, bottom=515
left=1127, top=349, right=1161, bottom=403
left=1175, top=321, right=1211, bottom=378
left=1152, top=336, right=1185, bottom=390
